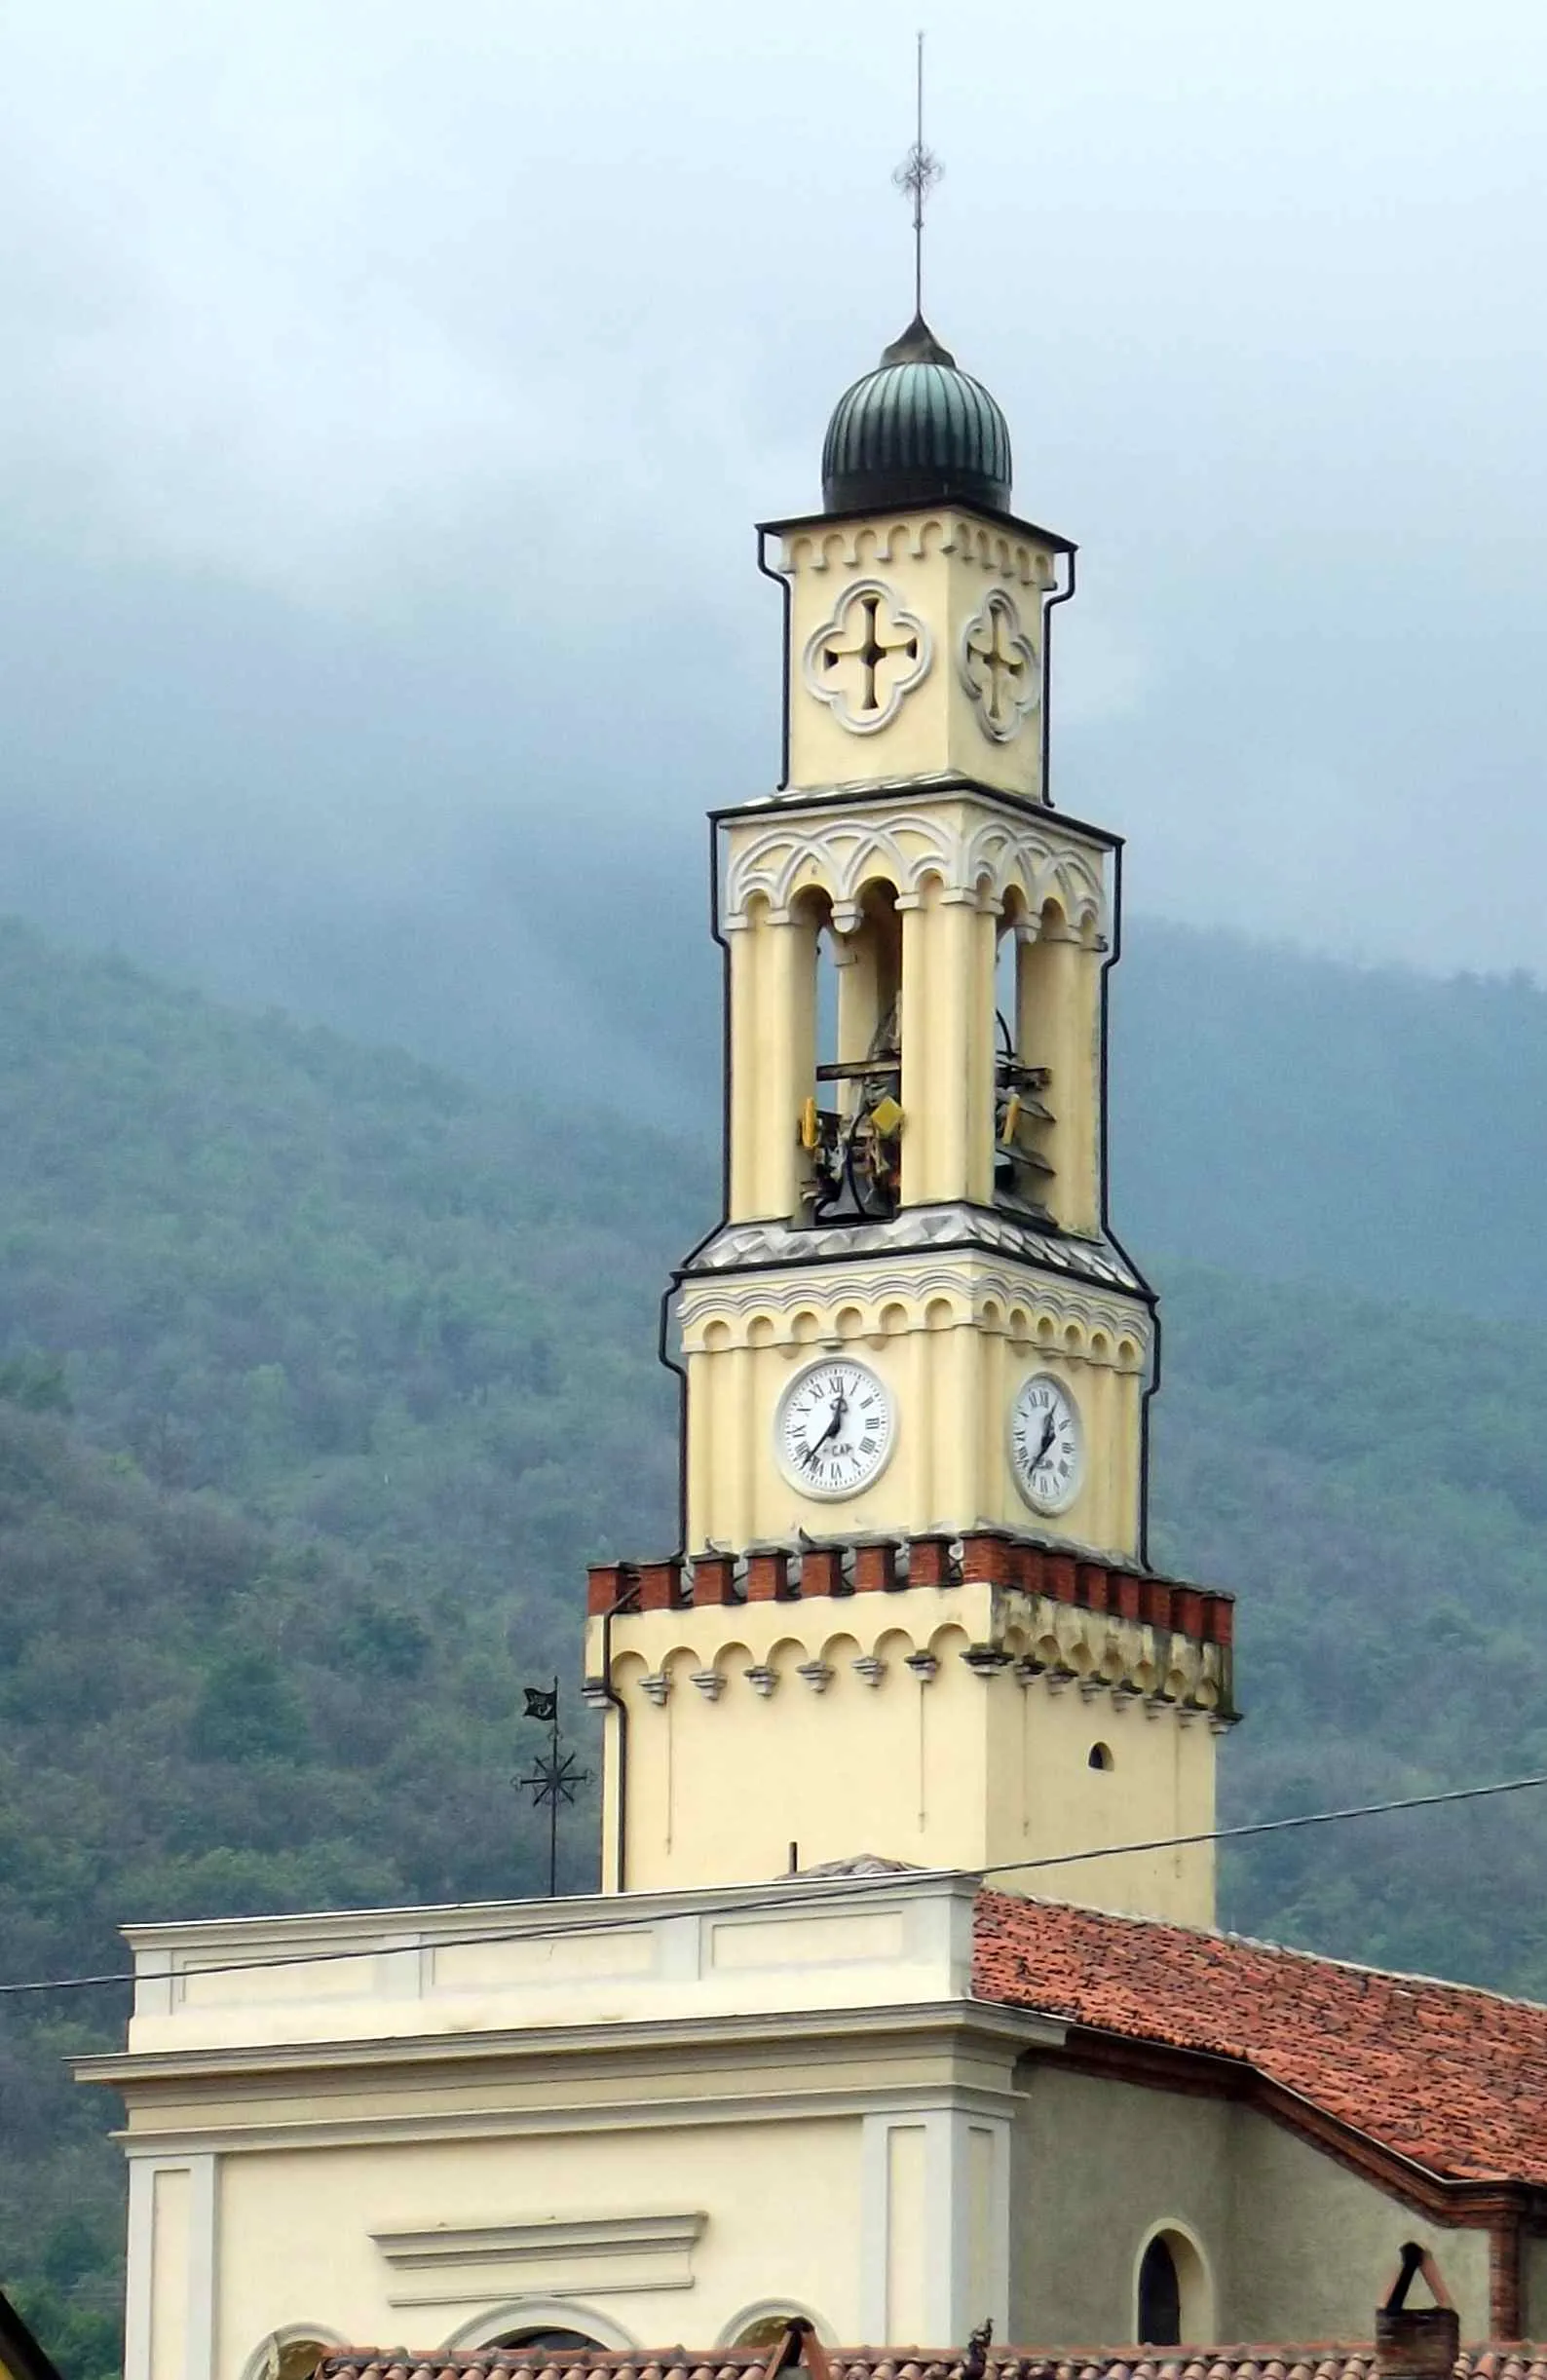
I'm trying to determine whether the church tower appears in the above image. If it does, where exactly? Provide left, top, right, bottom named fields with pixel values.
left=585, top=313, right=1235, bottom=1925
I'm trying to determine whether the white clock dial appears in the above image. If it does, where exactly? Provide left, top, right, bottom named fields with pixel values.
left=776, top=1359, right=895, bottom=1500
left=1009, top=1372, right=1084, bottom=1515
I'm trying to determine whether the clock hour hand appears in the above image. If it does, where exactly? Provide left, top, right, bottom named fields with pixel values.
left=802, top=1392, right=848, bottom=1466
left=1034, top=1410, right=1057, bottom=1465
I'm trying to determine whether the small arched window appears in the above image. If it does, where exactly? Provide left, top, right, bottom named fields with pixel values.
left=1088, top=1742, right=1113, bottom=1772
left=731, top=2315, right=808, bottom=2350
left=492, top=2332, right=607, bottom=2356
left=1137, top=2235, right=1182, bottom=2345
left=245, top=2332, right=342, bottom=2380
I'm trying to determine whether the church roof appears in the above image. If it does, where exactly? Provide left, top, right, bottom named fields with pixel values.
left=317, top=2347, right=1544, bottom=2380
left=973, top=1889, right=1547, bottom=2190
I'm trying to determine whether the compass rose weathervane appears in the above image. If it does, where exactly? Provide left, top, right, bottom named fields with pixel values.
left=891, top=28, right=943, bottom=319
left=513, top=1677, right=591, bottom=1898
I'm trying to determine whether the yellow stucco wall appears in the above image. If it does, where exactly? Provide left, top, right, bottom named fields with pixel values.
left=590, top=1582, right=1221, bottom=1919
left=678, top=1269, right=1149, bottom=1557
left=776, top=511, right=1059, bottom=802
left=1011, top=2066, right=1493, bottom=2346
left=212, top=2116, right=865, bottom=2378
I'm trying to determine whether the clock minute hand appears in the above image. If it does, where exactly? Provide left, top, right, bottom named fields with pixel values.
left=1034, top=1410, right=1057, bottom=1465
left=802, top=1392, right=848, bottom=1466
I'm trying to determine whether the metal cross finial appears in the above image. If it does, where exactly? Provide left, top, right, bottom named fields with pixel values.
left=892, top=29, right=943, bottom=318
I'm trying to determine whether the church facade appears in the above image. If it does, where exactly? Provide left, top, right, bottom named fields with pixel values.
left=82, top=312, right=1547, bottom=2380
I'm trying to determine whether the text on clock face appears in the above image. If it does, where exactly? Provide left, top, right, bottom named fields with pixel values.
left=779, top=1362, right=892, bottom=1494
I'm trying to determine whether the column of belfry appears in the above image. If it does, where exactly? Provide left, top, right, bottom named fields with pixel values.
left=585, top=308, right=1236, bottom=1922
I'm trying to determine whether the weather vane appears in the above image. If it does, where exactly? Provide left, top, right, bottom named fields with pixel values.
left=513, top=1677, right=591, bottom=1899
left=892, top=28, right=942, bottom=320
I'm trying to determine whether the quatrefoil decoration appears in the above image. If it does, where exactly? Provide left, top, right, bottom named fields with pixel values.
left=959, top=588, right=1041, bottom=743
left=801, top=577, right=933, bottom=736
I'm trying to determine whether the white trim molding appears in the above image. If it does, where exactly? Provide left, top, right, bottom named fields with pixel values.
left=373, top=2211, right=706, bottom=2308
left=440, top=2300, right=640, bottom=2353
left=124, top=2153, right=218, bottom=2380
left=239, top=2325, right=348, bottom=2380
left=860, top=2103, right=1010, bottom=2345
left=715, top=2300, right=837, bottom=2350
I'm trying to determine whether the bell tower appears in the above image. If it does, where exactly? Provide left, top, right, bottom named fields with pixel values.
left=585, top=313, right=1236, bottom=1925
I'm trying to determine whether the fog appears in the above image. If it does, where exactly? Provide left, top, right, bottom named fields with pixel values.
left=2, top=0, right=1545, bottom=1104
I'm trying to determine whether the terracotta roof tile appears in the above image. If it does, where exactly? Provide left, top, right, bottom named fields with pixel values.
left=321, top=2351, right=1538, bottom=2380
left=972, top=1889, right=1547, bottom=2185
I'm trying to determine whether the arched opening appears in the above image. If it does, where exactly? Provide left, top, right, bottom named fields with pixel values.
left=729, top=2315, right=807, bottom=2350
left=490, top=2332, right=608, bottom=2356
left=995, top=899, right=1055, bottom=1218
left=1137, top=2236, right=1181, bottom=2344
left=443, top=2300, right=635, bottom=2355
left=1136, top=2226, right=1210, bottom=2346
left=1088, top=1741, right=1113, bottom=1772
left=808, top=881, right=903, bottom=1223
left=242, top=2331, right=344, bottom=2380
left=718, top=2303, right=833, bottom=2352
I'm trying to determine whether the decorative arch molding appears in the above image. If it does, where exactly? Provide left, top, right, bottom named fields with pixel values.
left=240, top=2324, right=348, bottom=2380
left=440, top=2300, right=639, bottom=2354
left=723, top=808, right=1109, bottom=939
left=619, top=1604, right=1225, bottom=1719
left=715, top=2300, right=837, bottom=2349
left=678, top=1260, right=1152, bottom=1367
left=780, top=513, right=1052, bottom=586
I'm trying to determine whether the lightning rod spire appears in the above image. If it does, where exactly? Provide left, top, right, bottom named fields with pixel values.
left=892, top=28, right=943, bottom=321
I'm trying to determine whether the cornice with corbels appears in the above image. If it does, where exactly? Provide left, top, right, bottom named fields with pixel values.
left=779, top=514, right=1058, bottom=588
left=676, top=1257, right=1152, bottom=1368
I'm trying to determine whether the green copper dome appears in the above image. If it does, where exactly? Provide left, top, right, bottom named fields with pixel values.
left=821, top=314, right=1012, bottom=515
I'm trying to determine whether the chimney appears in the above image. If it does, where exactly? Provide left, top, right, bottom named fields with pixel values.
left=1376, top=2244, right=1460, bottom=2380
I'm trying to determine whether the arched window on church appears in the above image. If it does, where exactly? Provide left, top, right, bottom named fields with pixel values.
left=1137, top=2234, right=1182, bottom=2345
left=730, top=2315, right=807, bottom=2350
left=244, top=2329, right=342, bottom=2380
left=491, top=2331, right=607, bottom=2357
left=1136, top=2227, right=1210, bottom=2346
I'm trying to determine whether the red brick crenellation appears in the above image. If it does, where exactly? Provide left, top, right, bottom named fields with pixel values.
left=908, top=1534, right=957, bottom=1589
left=585, top=1562, right=636, bottom=1616
left=798, top=1546, right=847, bottom=1598
left=745, top=1550, right=790, bottom=1603
left=853, top=1541, right=898, bottom=1594
left=693, top=1554, right=736, bottom=1606
left=593, top=1535, right=1235, bottom=1647
left=636, top=1558, right=682, bottom=1612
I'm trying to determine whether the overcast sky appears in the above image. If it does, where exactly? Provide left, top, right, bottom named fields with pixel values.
left=3, top=0, right=1547, bottom=1011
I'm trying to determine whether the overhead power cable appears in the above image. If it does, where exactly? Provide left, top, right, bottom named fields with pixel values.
left=5, top=1769, right=1544, bottom=2005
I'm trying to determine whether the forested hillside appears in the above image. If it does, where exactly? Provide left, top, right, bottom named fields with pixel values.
left=3, top=916, right=1547, bottom=2374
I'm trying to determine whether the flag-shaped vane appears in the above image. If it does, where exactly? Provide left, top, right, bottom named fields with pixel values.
left=514, top=1676, right=590, bottom=1896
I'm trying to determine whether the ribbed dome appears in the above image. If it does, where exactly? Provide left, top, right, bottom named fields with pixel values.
left=821, top=314, right=1012, bottom=516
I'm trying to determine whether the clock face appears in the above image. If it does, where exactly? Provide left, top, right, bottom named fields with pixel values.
left=1009, top=1372, right=1084, bottom=1515
left=776, top=1359, right=895, bottom=1500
